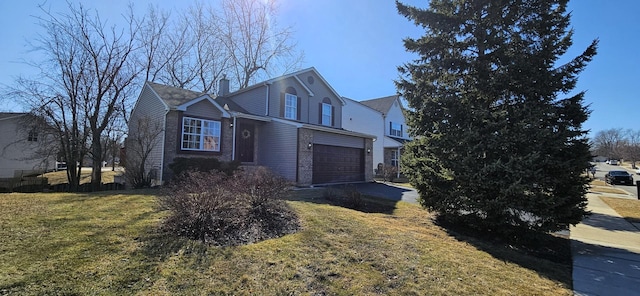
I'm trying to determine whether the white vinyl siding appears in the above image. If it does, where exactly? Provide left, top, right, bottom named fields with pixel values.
left=128, top=83, right=169, bottom=184
left=181, top=117, right=221, bottom=152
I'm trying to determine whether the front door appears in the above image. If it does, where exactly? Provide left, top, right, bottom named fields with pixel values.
left=236, top=122, right=254, bottom=162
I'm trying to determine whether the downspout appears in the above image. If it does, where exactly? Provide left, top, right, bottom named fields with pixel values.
left=232, top=115, right=237, bottom=160
left=397, top=146, right=401, bottom=179
left=265, top=83, right=270, bottom=116
left=159, top=108, right=169, bottom=185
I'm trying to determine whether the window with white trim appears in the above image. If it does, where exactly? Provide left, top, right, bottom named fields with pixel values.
left=181, top=117, right=221, bottom=151
left=284, top=93, right=297, bottom=120
left=321, top=103, right=332, bottom=126
left=391, top=150, right=399, bottom=167
left=390, top=122, right=403, bottom=137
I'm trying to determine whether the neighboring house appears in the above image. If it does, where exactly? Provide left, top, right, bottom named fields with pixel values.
left=128, top=67, right=375, bottom=186
left=0, top=113, right=55, bottom=177
left=342, top=95, right=412, bottom=178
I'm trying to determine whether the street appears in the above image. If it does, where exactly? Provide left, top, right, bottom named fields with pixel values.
left=591, top=162, right=639, bottom=198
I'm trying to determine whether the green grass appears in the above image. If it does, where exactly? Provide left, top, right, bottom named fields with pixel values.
left=0, top=190, right=572, bottom=295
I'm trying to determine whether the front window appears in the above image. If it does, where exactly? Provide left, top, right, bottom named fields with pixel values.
left=391, top=150, right=399, bottom=167
left=181, top=117, right=221, bottom=151
left=285, top=93, right=297, bottom=120
left=390, top=122, right=403, bottom=137
left=321, top=103, right=332, bottom=126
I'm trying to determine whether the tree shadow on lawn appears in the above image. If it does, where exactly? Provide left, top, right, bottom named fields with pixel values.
left=436, top=218, right=573, bottom=288
left=285, top=186, right=398, bottom=215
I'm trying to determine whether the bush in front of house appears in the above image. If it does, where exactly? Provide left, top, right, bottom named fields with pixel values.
left=158, top=167, right=300, bottom=246
left=168, top=157, right=240, bottom=177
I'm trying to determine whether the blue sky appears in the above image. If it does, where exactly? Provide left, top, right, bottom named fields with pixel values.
left=0, top=0, right=637, bottom=137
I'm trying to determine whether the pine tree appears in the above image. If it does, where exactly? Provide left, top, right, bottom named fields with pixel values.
left=396, top=0, right=597, bottom=236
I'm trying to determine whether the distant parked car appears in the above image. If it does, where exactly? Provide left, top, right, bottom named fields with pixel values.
left=606, top=159, right=619, bottom=165
left=636, top=167, right=640, bottom=175
left=605, top=170, right=634, bottom=185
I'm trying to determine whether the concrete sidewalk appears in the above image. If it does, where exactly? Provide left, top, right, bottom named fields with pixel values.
left=571, top=193, right=640, bottom=296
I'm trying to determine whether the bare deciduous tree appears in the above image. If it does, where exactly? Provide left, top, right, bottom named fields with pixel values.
left=124, top=116, right=163, bottom=188
left=10, top=2, right=141, bottom=191
left=591, top=128, right=625, bottom=160
left=621, top=129, right=640, bottom=168
left=220, top=0, right=303, bottom=90
left=6, top=0, right=303, bottom=192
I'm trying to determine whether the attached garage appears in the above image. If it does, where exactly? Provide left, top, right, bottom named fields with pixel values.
left=312, top=144, right=364, bottom=184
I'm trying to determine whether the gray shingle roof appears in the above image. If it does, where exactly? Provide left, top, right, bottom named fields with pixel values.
left=147, top=82, right=205, bottom=108
left=359, top=95, right=398, bottom=114
left=0, top=112, right=27, bottom=120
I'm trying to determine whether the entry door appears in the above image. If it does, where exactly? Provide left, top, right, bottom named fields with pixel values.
left=236, top=123, right=254, bottom=162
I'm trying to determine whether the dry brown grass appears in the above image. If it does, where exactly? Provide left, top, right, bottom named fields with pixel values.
left=42, top=169, right=121, bottom=185
left=600, top=196, right=640, bottom=224
left=0, top=189, right=572, bottom=295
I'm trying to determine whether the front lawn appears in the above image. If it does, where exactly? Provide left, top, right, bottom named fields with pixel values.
left=600, top=196, right=640, bottom=224
left=0, top=190, right=572, bottom=295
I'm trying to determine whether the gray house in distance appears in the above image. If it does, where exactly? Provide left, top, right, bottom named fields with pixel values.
left=0, top=113, right=55, bottom=177
left=128, top=67, right=375, bottom=186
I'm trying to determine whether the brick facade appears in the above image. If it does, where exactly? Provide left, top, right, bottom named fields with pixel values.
left=162, top=110, right=234, bottom=182
left=297, top=128, right=314, bottom=186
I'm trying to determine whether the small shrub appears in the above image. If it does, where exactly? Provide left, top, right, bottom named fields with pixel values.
left=159, top=168, right=299, bottom=246
left=342, top=185, right=364, bottom=210
left=169, top=157, right=240, bottom=177
left=123, top=164, right=153, bottom=189
left=322, top=185, right=364, bottom=210
left=322, top=187, right=341, bottom=201
left=383, top=165, right=398, bottom=182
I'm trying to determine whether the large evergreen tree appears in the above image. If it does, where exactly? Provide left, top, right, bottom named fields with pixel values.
left=396, top=0, right=597, bottom=235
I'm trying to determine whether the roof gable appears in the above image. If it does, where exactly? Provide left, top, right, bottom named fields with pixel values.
left=147, top=82, right=204, bottom=108
left=360, top=95, right=400, bottom=115
left=226, top=67, right=347, bottom=105
left=146, top=82, right=231, bottom=117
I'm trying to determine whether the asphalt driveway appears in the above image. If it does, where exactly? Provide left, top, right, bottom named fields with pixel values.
left=347, top=182, right=419, bottom=204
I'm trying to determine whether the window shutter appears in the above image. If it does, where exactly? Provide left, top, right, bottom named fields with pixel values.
left=389, top=122, right=392, bottom=135
left=280, top=93, right=285, bottom=117
left=297, top=96, right=301, bottom=120
left=401, top=124, right=403, bottom=137
left=331, top=106, right=335, bottom=127
left=318, top=103, right=323, bottom=124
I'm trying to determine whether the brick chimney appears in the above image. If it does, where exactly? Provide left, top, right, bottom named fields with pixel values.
left=218, top=76, right=230, bottom=96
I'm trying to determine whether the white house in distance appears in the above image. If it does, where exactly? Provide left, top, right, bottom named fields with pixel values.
left=342, top=95, right=411, bottom=178
left=0, top=113, right=55, bottom=177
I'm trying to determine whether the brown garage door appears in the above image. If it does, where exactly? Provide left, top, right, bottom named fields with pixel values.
left=312, top=144, right=364, bottom=184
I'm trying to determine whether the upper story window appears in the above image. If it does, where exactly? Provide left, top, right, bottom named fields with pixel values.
left=285, top=93, right=297, bottom=120
left=321, top=97, right=333, bottom=126
left=390, top=122, right=403, bottom=137
left=181, top=116, right=221, bottom=152
left=27, top=129, right=38, bottom=142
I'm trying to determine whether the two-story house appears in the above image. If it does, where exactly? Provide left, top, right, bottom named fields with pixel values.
left=342, top=95, right=411, bottom=179
left=128, top=67, right=375, bottom=186
left=0, top=113, right=55, bottom=177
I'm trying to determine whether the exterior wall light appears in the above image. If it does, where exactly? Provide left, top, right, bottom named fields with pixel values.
left=367, top=148, right=371, bottom=154
left=307, top=142, right=312, bottom=149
